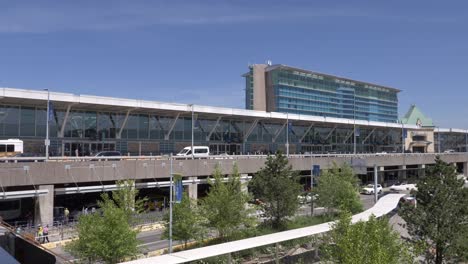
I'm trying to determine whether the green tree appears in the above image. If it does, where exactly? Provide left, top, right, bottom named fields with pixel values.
left=66, top=194, right=139, bottom=264
left=315, top=162, right=363, bottom=214
left=324, top=211, right=412, bottom=264
left=163, top=193, right=203, bottom=248
left=249, top=152, right=302, bottom=229
left=201, top=164, right=253, bottom=240
left=112, top=180, right=147, bottom=224
left=400, top=156, right=468, bottom=264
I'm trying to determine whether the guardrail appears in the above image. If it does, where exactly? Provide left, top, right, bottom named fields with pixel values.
left=122, top=194, right=406, bottom=264
left=0, top=152, right=465, bottom=163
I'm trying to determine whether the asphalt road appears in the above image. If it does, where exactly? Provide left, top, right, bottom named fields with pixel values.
left=51, top=193, right=386, bottom=261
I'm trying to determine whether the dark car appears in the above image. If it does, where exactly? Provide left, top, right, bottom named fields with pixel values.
left=94, top=151, right=121, bottom=157
left=92, top=151, right=122, bottom=161
left=14, top=153, right=44, bottom=162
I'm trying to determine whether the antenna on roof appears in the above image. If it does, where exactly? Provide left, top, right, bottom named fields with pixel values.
left=266, top=60, right=272, bottom=66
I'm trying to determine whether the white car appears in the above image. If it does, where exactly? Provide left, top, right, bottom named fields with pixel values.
left=390, top=182, right=417, bottom=192
left=297, top=193, right=317, bottom=204
left=361, top=184, right=382, bottom=195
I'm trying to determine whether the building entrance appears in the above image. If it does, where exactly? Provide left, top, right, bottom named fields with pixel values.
left=62, top=141, right=116, bottom=156
left=209, top=144, right=241, bottom=155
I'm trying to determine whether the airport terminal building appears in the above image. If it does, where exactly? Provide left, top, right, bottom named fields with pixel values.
left=0, top=88, right=466, bottom=157
left=244, top=64, right=399, bottom=123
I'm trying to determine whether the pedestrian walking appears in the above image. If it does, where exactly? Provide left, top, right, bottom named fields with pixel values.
left=43, top=225, right=50, bottom=243
left=37, top=225, right=43, bottom=243
left=64, top=207, right=70, bottom=224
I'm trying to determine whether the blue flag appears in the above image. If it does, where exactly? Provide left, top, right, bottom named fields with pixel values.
left=403, top=129, right=407, bottom=139
left=355, top=127, right=360, bottom=137
left=175, top=179, right=183, bottom=203
left=312, top=165, right=320, bottom=176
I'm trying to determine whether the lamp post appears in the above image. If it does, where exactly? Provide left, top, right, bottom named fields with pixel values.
left=169, top=153, right=173, bottom=253
left=44, top=89, right=50, bottom=160
left=401, top=121, right=405, bottom=154
left=353, top=90, right=356, bottom=154
left=191, top=104, right=194, bottom=160
left=286, top=113, right=289, bottom=157
left=437, top=126, right=441, bottom=153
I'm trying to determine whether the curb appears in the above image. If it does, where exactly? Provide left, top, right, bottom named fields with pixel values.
left=42, top=221, right=165, bottom=249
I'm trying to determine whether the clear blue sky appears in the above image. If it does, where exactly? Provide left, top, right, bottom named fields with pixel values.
left=1, top=0, right=467, bottom=128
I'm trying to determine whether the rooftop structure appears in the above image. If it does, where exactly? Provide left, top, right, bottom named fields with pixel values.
left=0, top=88, right=466, bottom=156
left=244, top=64, right=400, bottom=123
left=401, top=104, right=434, bottom=127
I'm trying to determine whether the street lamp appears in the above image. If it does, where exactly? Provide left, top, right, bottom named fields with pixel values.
left=353, top=90, right=356, bottom=154
left=44, top=89, right=50, bottom=160
left=169, top=153, right=174, bottom=253
left=437, top=126, right=441, bottom=153
left=286, top=113, right=289, bottom=157
left=191, top=104, right=194, bottom=160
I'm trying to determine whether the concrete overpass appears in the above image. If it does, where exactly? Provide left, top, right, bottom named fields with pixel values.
left=1, top=153, right=467, bottom=225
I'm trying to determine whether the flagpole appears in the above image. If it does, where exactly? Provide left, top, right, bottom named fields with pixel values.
left=45, top=89, right=50, bottom=160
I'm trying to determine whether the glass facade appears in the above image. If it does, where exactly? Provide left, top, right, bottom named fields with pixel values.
left=0, top=102, right=409, bottom=156
left=245, top=65, right=399, bottom=123
left=435, top=132, right=468, bottom=153
left=245, top=67, right=254, bottom=110
left=1, top=100, right=466, bottom=156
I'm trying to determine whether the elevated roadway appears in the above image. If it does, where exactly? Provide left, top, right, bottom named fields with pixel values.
left=1, top=153, right=467, bottom=188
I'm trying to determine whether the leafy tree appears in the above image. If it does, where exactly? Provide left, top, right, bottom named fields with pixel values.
left=400, top=156, right=468, bottom=264
left=162, top=193, right=203, bottom=248
left=66, top=193, right=139, bottom=264
left=324, top=211, right=413, bottom=264
left=112, top=180, right=148, bottom=224
left=200, top=164, right=253, bottom=240
left=249, top=152, right=302, bottom=229
left=315, top=162, right=363, bottom=214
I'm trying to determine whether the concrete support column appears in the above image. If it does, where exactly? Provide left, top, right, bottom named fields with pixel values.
left=34, top=185, right=54, bottom=226
left=418, top=164, right=426, bottom=178
left=187, top=177, right=198, bottom=200
left=378, top=167, right=385, bottom=187
left=398, top=165, right=407, bottom=181
left=463, top=162, right=468, bottom=177
left=240, top=174, right=249, bottom=194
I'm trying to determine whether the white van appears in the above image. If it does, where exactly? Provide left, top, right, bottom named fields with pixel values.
left=176, top=146, right=210, bottom=157
left=0, top=139, right=24, bottom=157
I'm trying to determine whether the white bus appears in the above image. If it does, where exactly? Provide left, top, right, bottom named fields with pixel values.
left=0, top=139, right=23, bottom=157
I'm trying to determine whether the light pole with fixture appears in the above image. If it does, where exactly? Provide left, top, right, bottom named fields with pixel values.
left=44, top=89, right=50, bottom=160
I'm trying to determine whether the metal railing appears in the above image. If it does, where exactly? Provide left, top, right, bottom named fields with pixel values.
left=0, top=152, right=465, bottom=163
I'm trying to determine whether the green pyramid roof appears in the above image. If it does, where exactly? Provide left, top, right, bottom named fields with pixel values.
left=400, top=105, right=434, bottom=127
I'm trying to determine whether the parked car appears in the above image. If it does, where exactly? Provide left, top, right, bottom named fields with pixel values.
left=389, top=182, right=417, bottom=192
left=361, top=184, right=382, bottom=195
left=297, top=193, right=317, bottom=204
left=176, top=146, right=210, bottom=157
left=376, top=151, right=388, bottom=155
left=443, top=149, right=455, bottom=153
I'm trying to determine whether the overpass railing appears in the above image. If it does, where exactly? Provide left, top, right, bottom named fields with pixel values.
left=0, top=152, right=464, bottom=163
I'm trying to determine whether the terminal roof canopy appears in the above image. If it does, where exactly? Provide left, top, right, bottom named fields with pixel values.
left=401, top=104, right=434, bottom=127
